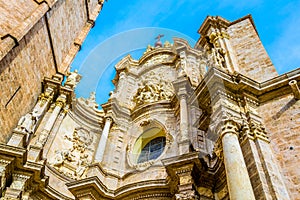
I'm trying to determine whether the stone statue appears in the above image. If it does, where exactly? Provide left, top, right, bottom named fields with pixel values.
left=17, top=109, right=39, bottom=143
left=89, top=91, right=96, bottom=101
left=66, top=69, right=81, bottom=87
left=164, top=41, right=172, bottom=48
left=210, top=41, right=226, bottom=69
left=145, top=45, right=154, bottom=53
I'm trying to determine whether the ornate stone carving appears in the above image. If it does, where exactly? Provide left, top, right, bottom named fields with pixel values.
left=213, top=137, right=223, bottom=160
left=15, top=109, right=39, bottom=142
left=173, top=164, right=200, bottom=200
left=208, top=32, right=227, bottom=69
left=240, top=121, right=269, bottom=143
left=164, top=41, right=172, bottom=48
left=133, top=72, right=174, bottom=106
left=65, top=69, right=81, bottom=87
left=175, top=190, right=199, bottom=200
left=210, top=44, right=226, bottom=69
left=250, top=122, right=269, bottom=142
left=144, top=44, right=154, bottom=54
left=50, top=128, right=94, bottom=179
left=10, top=173, right=30, bottom=190
left=38, top=87, right=54, bottom=107
left=84, top=91, right=99, bottom=108
left=143, top=54, right=170, bottom=67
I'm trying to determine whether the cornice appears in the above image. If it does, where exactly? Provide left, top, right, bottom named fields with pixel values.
left=139, top=47, right=175, bottom=65
left=131, top=100, right=175, bottom=121
left=195, top=15, right=257, bottom=49
left=191, top=67, right=300, bottom=108
left=101, top=98, right=131, bottom=120
left=173, top=37, right=205, bottom=57
left=197, top=16, right=231, bottom=35
left=162, top=152, right=200, bottom=167
left=71, top=98, right=104, bottom=130
left=66, top=175, right=169, bottom=199
left=43, top=184, right=74, bottom=200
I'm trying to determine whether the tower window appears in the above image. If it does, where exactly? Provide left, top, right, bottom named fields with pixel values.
left=137, top=137, right=166, bottom=163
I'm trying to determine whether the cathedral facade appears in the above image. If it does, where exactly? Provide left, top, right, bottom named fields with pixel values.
left=0, top=2, right=299, bottom=200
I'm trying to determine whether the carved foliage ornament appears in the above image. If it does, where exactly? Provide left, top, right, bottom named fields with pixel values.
left=133, top=72, right=174, bottom=106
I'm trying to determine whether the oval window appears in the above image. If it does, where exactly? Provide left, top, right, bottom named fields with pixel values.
left=132, top=126, right=167, bottom=164
left=137, top=136, right=166, bottom=163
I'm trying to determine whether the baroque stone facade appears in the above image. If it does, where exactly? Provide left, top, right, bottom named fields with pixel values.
left=1, top=12, right=300, bottom=200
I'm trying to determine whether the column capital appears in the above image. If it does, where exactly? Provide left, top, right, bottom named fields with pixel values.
left=173, top=76, right=192, bottom=97
left=55, top=94, right=67, bottom=108
left=240, top=122, right=269, bottom=144
left=38, top=87, right=54, bottom=106
left=216, top=119, right=241, bottom=139
left=178, top=92, right=188, bottom=100
left=105, top=116, right=113, bottom=122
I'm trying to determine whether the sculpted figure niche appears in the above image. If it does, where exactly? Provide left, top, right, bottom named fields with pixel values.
left=133, top=72, right=174, bottom=106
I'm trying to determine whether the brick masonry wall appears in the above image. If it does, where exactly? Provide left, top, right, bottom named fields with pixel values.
left=258, top=94, right=300, bottom=199
left=228, top=18, right=278, bottom=82
left=0, top=17, right=56, bottom=143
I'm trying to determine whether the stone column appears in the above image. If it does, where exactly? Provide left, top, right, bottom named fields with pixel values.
left=178, top=92, right=190, bottom=155
left=43, top=105, right=69, bottom=158
left=218, top=120, right=255, bottom=200
left=35, top=95, right=66, bottom=148
left=179, top=93, right=189, bottom=141
left=95, top=117, right=113, bottom=162
left=251, top=123, right=291, bottom=200
left=173, top=77, right=191, bottom=155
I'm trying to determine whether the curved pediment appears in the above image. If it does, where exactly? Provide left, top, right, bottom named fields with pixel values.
left=139, top=45, right=176, bottom=66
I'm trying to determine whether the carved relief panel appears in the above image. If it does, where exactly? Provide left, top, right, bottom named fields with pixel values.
left=49, top=127, right=95, bottom=179
left=46, top=112, right=99, bottom=180
left=133, top=71, right=175, bottom=106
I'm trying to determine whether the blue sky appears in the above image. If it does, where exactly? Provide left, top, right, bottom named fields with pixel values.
left=72, top=0, right=300, bottom=105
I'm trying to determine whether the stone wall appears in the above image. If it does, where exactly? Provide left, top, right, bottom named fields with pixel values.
left=258, top=94, right=300, bottom=199
left=46, top=0, right=87, bottom=72
left=228, top=16, right=278, bottom=82
left=0, top=0, right=104, bottom=143
left=0, top=17, right=56, bottom=143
